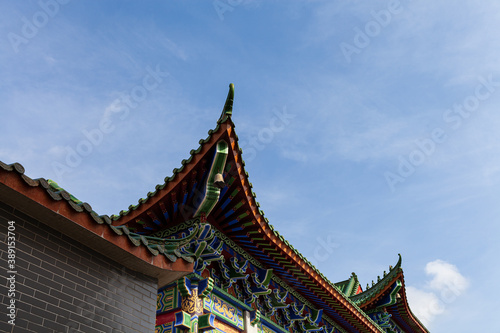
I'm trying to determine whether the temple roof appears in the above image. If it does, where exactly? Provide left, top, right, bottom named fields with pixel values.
left=350, top=255, right=404, bottom=307
left=350, top=255, right=429, bottom=333
left=110, top=84, right=389, bottom=332
left=0, top=84, right=429, bottom=332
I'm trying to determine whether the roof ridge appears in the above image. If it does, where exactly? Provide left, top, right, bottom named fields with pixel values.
left=350, top=254, right=403, bottom=304
left=226, top=130, right=383, bottom=331
left=257, top=220, right=382, bottom=330
left=0, top=161, right=203, bottom=270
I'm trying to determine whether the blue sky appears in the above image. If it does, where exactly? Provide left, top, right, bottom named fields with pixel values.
left=2, top=1, right=499, bottom=331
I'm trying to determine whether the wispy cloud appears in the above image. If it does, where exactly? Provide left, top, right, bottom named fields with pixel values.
left=425, top=260, right=469, bottom=292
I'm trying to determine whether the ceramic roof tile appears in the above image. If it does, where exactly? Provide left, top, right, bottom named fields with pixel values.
left=0, top=161, right=202, bottom=267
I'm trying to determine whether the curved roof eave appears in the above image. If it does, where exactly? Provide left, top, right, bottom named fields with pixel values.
left=350, top=255, right=429, bottom=333
left=0, top=162, right=193, bottom=286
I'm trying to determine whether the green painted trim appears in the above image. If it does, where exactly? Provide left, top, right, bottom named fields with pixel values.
left=177, top=276, right=192, bottom=297
left=214, top=284, right=254, bottom=313
left=221, top=83, right=234, bottom=116
left=174, top=311, right=192, bottom=329
left=198, top=313, right=216, bottom=330
left=151, top=218, right=198, bottom=238
left=194, top=140, right=229, bottom=218
left=378, top=279, right=402, bottom=307
left=250, top=310, right=261, bottom=326
left=260, top=317, right=290, bottom=333
left=200, top=277, right=215, bottom=299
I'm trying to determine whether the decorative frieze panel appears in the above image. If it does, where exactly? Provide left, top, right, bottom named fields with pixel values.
left=210, top=318, right=241, bottom=333
left=204, top=293, right=244, bottom=330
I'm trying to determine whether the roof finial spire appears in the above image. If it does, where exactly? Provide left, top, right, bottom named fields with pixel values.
left=222, top=83, right=234, bottom=116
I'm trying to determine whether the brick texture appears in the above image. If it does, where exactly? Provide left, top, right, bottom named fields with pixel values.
left=0, top=203, right=158, bottom=333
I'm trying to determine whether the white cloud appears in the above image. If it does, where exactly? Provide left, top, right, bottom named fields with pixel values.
left=407, top=260, right=469, bottom=327
left=425, top=260, right=469, bottom=294
left=406, top=286, right=444, bottom=326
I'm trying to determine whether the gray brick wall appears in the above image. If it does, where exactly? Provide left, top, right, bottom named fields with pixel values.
left=0, top=201, right=158, bottom=333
